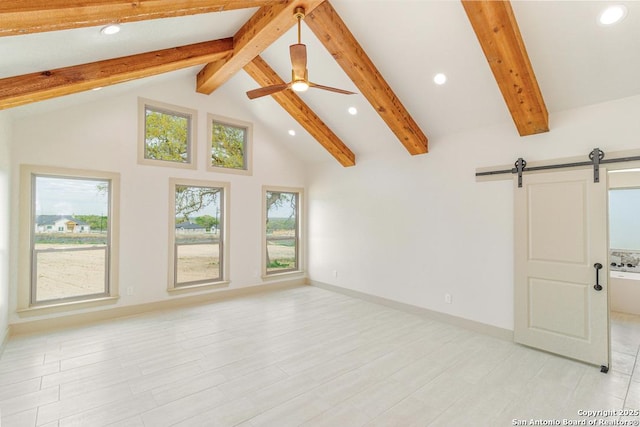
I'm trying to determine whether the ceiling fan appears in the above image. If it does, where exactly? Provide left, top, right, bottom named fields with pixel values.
left=246, top=7, right=356, bottom=100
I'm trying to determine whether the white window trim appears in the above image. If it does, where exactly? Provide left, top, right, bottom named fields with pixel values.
left=18, top=165, right=120, bottom=315
left=262, top=185, right=304, bottom=279
left=207, top=114, right=253, bottom=176
left=167, top=177, right=230, bottom=293
left=138, top=98, right=197, bottom=170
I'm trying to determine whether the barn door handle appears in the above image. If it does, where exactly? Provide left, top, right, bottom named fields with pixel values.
left=594, top=263, right=603, bottom=291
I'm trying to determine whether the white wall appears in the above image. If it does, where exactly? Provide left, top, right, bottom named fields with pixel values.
left=0, top=113, right=11, bottom=341
left=9, top=75, right=307, bottom=324
left=307, top=94, right=640, bottom=331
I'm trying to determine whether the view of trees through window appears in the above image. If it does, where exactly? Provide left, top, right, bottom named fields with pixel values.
left=174, top=184, right=223, bottom=286
left=32, top=176, right=110, bottom=303
left=266, top=190, right=298, bottom=274
left=211, top=120, right=247, bottom=170
left=144, top=105, right=191, bottom=163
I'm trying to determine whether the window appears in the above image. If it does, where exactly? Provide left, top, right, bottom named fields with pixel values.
left=610, top=188, right=640, bottom=251
left=263, top=187, right=302, bottom=276
left=168, top=178, right=229, bottom=291
left=19, top=165, right=120, bottom=311
left=138, top=98, right=197, bottom=169
left=208, top=114, right=252, bottom=175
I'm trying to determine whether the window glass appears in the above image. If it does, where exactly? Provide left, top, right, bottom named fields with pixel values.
left=174, top=184, right=224, bottom=286
left=32, top=176, right=110, bottom=303
left=144, top=105, right=191, bottom=163
left=265, top=190, right=299, bottom=275
left=609, top=188, right=640, bottom=250
left=138, top=99, right=196, bottom=169
left=208, top=115, right=252, bottom=175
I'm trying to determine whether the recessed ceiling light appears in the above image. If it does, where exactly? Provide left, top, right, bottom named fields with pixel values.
left=100, top=24, right=121, bottom=35
left=92, top=87, right=103, bottom=91
left=348, top=107, right=358, bottom=115
left=599, top=5, right=627, bottom=25
left=433, top=73, right=447, bottom=85
left=288, top=130, right=296, bottom=136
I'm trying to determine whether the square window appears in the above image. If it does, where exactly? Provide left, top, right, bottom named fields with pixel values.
left=138, top=98, right=197, bottom=169
left=208, top=115, right=253, bottom=175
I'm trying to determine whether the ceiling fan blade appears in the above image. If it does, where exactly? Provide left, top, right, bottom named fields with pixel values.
left=246, top=83, right=289, bottom=99
left=309, top=82, right=356, bottom=95
left=290, top=44, right=307, bottom=80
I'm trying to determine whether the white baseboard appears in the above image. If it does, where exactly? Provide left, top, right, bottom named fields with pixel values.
left=309, top=280, right=514, bottom=341
left=10, top=278, right=306, bottom=336
left=8, top=278, right=513, bottom=341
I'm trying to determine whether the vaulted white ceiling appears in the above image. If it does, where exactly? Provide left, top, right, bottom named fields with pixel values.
left=2, top=1, right=639, bottom=164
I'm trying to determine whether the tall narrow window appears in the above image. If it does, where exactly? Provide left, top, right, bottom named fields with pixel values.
left=208, top=115, right=252, bottom=175
left=263, top=187, right=302, bottom=276
left=169, top=179, right=229, bottom=290
left=26, top=170, right=118, bottom=306
left=138, top=98, right=197, bottom=169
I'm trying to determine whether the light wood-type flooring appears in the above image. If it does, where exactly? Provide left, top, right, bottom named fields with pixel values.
left=1, top=285, right=640, bottom=426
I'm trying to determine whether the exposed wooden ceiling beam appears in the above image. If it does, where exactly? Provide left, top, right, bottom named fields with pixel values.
left=244, top=56, right=356, bottom=167
left=196, top=0, right=325, bottom=95
left=305, top=1, right=428, bottom=156
left=0, top=0, right=275, bottom=37
left=0, top=38, right=234, bottom=110
left=462, top=0, right=549, bottom=136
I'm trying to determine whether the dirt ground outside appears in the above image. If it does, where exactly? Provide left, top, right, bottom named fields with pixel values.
left=32, top=241, right=296, bottom=300
left=175, top=244, right=220, bottom=284
left=34, top=244, right=107, bottom=301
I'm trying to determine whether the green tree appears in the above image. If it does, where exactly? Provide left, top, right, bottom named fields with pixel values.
left=145, top=109, right=189, bottom=162
left=266, top=192, right=296, bottom=220
left=175, top=186, right=220, bottom=222
left=74, top=215, right=108, bottom=231
left=265, top=191, right=297, bottom=269
left=211, top=122, right=245, bottom=169
left=194, top=215, right=219, bottom=232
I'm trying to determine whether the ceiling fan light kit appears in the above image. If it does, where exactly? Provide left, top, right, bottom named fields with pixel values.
left=291, top=80, right=309, bottom=92
left=246, top=7, right=355, bottom=100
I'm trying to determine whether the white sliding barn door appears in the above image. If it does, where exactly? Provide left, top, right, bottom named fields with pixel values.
left=514, top=168, right=609, bottom=369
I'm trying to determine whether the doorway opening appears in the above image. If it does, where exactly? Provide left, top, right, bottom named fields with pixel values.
left=608, top=169, right=640, bottom=375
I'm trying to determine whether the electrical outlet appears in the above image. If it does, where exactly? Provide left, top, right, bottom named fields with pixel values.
left=445, top=293, right=452, bottom=304
left=127, top=287, right=134, bottom=296
left=332, top=270, right=338, bottom=279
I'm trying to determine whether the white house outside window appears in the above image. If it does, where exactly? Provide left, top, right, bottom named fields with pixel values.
left=18, top=165, right=120, bottom=311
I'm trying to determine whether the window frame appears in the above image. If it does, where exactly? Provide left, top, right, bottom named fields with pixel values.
left=138, top=98, right=197, bottom=170
left=262, top=186, right=304, bottom=278
left=207, top=114, right=253, bottom=176
left=18, top=165, right=120, bottom=315
left=167, top=178, right=230, bottom=293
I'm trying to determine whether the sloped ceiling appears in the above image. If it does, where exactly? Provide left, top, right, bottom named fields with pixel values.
left=2, top=1, right=639, bottom=166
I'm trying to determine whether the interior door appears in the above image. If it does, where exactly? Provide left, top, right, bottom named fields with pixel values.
left=514, top=168, right=609, bottom=369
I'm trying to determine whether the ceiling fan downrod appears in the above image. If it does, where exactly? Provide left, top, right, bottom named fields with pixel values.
left=294, top=7, right=305, bottom=45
